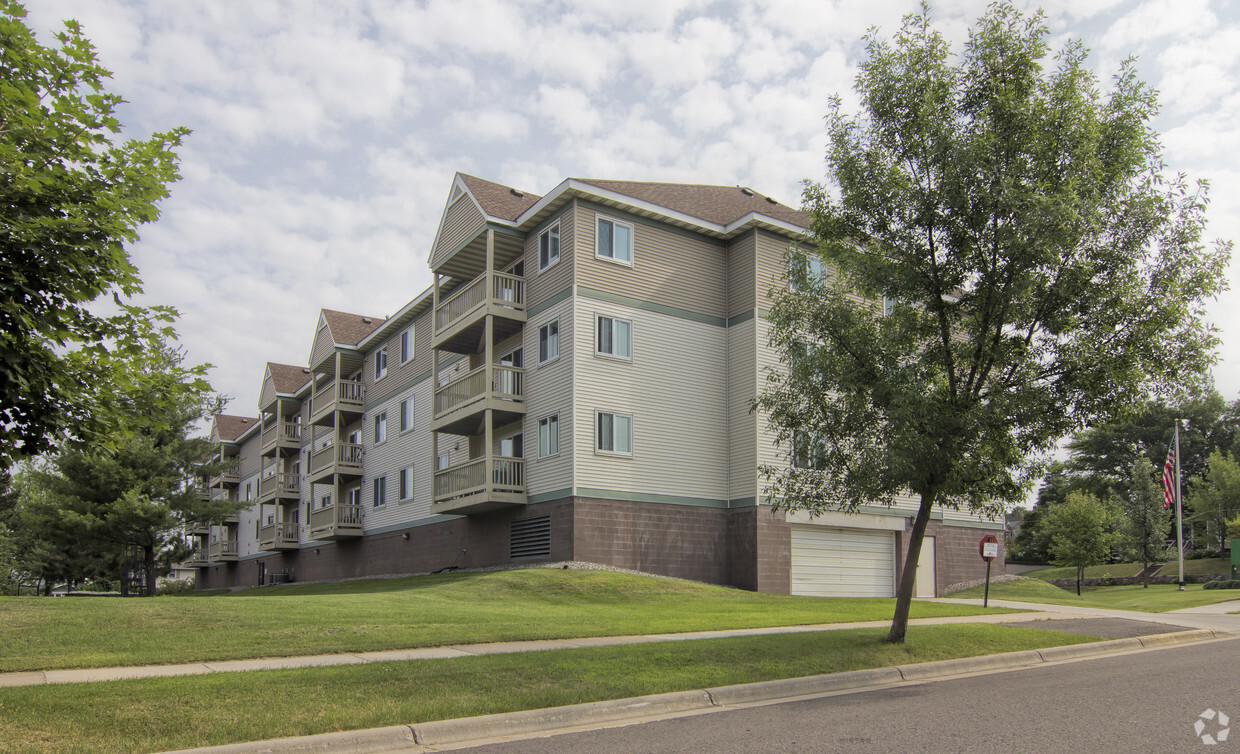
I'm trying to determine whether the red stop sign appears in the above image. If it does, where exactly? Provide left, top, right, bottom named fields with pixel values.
left=979, top=534, right=999, bottom=561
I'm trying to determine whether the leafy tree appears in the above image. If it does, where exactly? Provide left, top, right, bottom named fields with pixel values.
left=1225, top=514, right=1240, bottom=543
left=755, top=3, right=1229, bottom=642
left=1044, top=491, right=1118, bottom=595
left=1115, top=457, right=1170, bottom=587
left=1186, top=451, right=1240, bottom=553
left=0, top=1, right=191, bottom=467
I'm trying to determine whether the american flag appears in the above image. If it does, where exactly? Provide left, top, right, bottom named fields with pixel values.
left=1162, top=442, right=1176, bottom=509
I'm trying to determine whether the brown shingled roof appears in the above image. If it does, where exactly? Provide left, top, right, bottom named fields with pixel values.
left=576, top=179, right=809, bottom=229
left=322, top=309, right=385, bottom=346
left=459, top=173, right=541, bottom=221
left=267, top=362, right=311, bottom=394
left=214, top=414, right=257, bottom=442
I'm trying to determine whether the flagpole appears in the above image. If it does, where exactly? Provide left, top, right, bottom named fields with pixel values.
left=1176, top=419, right=1185, bottom=591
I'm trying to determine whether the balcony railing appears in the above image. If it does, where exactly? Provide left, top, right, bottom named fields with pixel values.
left=209, top=469, right=240, bottom=488
left=434, top=364, right=525, bottom=417
left=309, top=442, right=363, bottom=478
left=184, top=548, right=209, bottom=567
left=309, top=380, right=365, bottom=424
left=309, top=503, right=363, bottom=537
left=258, top=521, right=300, bottom=550
left=259, top=472, right=300, bottom=500
left=208, top=537, right=239, bottom=561
left=435, top=270, right=525, bottom=335
left=261, top=420, right=302, bottom=453
left=434, top=457, right=525, bottom=502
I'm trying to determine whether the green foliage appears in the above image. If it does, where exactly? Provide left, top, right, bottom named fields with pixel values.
left=1115, top=457, right=1171, bottom=583
left=1225, top=514, right=1240, bottom=542
left=755, top=2, right=1228, bottom=641
left=1187, top=451, right=1240, bottom=552
left=0, top=1, right=192, bottom=466
left=1202, top=580, right=1240, bottom=590
left=1043, top=491, right=1119, bottom=594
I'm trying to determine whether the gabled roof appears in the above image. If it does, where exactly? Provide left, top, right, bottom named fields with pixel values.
left=266, top=362, right=311, bottom=394
left=575, top=179, right=809, bottom=229
left=213, top=414, right=257, bottom=442
left=458, top=173, right=541, bottom=221
left=322, top=309, right=385, bottom=346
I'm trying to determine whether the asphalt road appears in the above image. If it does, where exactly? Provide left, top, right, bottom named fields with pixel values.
left=454, top=637, right=1240, bottom=753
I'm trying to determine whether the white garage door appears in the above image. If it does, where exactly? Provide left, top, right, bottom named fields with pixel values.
left=790, top=525, right=896, bottom=598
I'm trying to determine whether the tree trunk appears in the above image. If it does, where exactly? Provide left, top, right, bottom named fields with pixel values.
left=1142, top=559, right=1148, bottom=588
left=144, top=545, right=157, bottom=597
left=887, top=488, right=937, bottom=643
left=1076, top=566, right=1082, bottom=596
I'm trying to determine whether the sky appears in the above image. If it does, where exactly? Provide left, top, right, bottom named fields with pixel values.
left=24, top=0, right=1240, bottom=423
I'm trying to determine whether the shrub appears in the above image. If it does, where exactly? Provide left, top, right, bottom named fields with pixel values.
left=1202, top=579, right=1240, bottom=590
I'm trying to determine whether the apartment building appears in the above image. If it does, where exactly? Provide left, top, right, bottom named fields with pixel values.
left=191, top=173, right=1005, bottom=596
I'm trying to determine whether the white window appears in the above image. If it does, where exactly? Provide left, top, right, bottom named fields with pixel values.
left=319, top=494, right=332, bottom=509
left=539, top=223, right=560, bottom=271
left=596, top=315, right=632, bottom=359
left=791, top=253, right=825, bottom=291
left=596, top=216, right=633, bottom=264
left=400, top=327, right=414, bottom=364
left=245, top=482, right=251, bottom=501
left=883, top=296, right=895, bottom=316
left=437, top=451, right=451, bottom=470
left=374, top=346, right=388, bottom=381
left=596, top=411, right=633, bottom=455
left=538, top=321, right=559, bottom=364
left=347, top=487, right=361, bottom=507
left=399, top=466, right=413, bottom=501
left=538, top=414, right=559, bottom=458
left=499, top=434, right=523, bottom=458
left=374, top=412, right=387, bottom=445
left=400, top=396, right=414, bottom=433
left=372, top=477, right=386, bottom=507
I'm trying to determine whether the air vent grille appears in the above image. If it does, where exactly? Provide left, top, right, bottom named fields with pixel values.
left=510, top=515, right=551, bottom=559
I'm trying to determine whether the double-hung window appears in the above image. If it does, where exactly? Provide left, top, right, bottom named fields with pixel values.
left=596, top=411, right=633, bottom=455
left=400, top=327, right=414, bottom=364
left=538, top=321, right=559, bottom=364
left=399, top=466, right=413, bottom=501
left=596, top=216, right=633, bottom=264
left=374, top=346, right=388, bottom=380
left=539, top=223, right=560, bottom=271
left=372, top=477, right=386, bottom=507
left=374, top=412, right=387, bottom=445
left=596, top=315, right=632, bottom=359
left=400, top=396, right=414, bottom=433
left=538, top=414, right=559, bottom=458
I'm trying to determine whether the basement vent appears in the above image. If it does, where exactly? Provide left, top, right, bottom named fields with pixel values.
left=510, top=515, right=551, bottom=559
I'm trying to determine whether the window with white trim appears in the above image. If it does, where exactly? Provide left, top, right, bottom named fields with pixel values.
left=347, top=486, right=360, bottom=507
left=538, top=414, right=559, bottom=458
left=372, top=477, right=386, bottom=507
left=596, top=411, right=633, bottom=455
left=437, top=451, right=451, bottom=470
left=539, top=223, right=560, bottom=271
left=399, top=466, right=413, bottom=501
left=400, top=396, right=414, bottom=433
left=538, top=321, right=559, bottom=364
left=596, top=216, right=633, bottom=264
left=400, top=327, right=414, bottom=364
left=374, top=346, right=388, bottom=380
left=374, top=412, right=387, bottom=445
left=596, top=315, right=632, bottom=359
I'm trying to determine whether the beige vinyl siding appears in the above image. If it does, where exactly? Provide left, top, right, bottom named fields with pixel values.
left=237, top=434, right=261, bottom=479
left=360, top=377, right=436, bottom=528
left=755, top=316, right=787, bottom=477
left=727, top=316, right=758, bottom=501
left=528, top=204, right=575, bottom=309
left=524, top=296, right=574, bottom=498
left=727, top=231, right=757, bottom=318
left=432, top=194, right=486, bottom=268
left=574, top=300, right=728, bottom=502
left=259, top=371, right=276, bottom=409
left=309, top=320, right=335, bottom=371
left=237, top=495, right=262, bottom=558
left=574, top=206, right=726, bottom=320
left=755, top=229, right=792, bottom=309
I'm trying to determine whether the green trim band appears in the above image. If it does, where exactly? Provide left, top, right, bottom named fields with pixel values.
left=727, top=310, right=755, bottom=327
left=577, top=286, right=726, bottom=328
left=939, top=518, right=1005, bottom=531
left=528, top=285, right=573, bottom=318
left=528, top=487, right=573, bottom=505
left=728, top=496, right=757, bottom=508
left=575, top=487, right=730, bottom=509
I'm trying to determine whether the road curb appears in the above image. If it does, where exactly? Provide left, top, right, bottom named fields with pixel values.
left=177, top=629, right=1225, bottom=753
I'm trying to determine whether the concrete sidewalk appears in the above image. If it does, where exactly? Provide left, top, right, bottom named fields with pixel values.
left=0, top=607, right=1123, bottom=689
left=931, top=596, right=1240, bottom=634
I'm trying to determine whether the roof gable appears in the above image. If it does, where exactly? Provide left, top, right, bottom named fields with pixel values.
left=266, top=362, right=312, bottom=394
left=574, top=179, right=809, bottom=229
left=212, top=413, right=257, bottom=443
left=321, top=309, right=385, bottom=346
left=458, top=173, right=541, bottom=221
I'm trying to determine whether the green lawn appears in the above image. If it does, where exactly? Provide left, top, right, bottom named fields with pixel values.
left=0, top=569, right=1014, bottom=673
left=1028, top=558, right=1230, bottom=581
left=0, top=623, right=1094, bottom=753
left=953, top=578, right=1240, bottom=611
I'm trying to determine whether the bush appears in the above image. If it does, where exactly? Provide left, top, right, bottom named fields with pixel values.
left=157, top=579, right=196, bottom=596
left=1202, top=579, right=1240, bottom=590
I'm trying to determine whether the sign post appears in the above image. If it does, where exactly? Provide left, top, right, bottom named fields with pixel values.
left=979, top=535, right=999, bottom=608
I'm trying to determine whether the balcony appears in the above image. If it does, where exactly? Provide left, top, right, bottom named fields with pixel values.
left=260, top=420, right=302, bottom=456
left=258, top=472, right=301, bottom=503
left=208, top=537, right=239, bottom=562
left=309, top=380, right=365, bottom=426
left=431, top=456, right=526, bottom=515
left=208, top=469, right=240, bottom=488
left=186, top=521, right=210, bottom=536
left=432, top=364, right=526, bottom=435
left=306, top=442, right=363, bottom=484
left=434, top=271, right=526, bottom=354
left=309, top=503, right=363, bottom=539
left=259, top=521, right=300, bottom=550
left=184, top=548, right=209, bottom=568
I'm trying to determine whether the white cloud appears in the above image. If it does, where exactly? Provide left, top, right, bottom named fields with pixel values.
left=535, top=85, right=605, bottom=137
left=443, top=108, right=531, bottom=144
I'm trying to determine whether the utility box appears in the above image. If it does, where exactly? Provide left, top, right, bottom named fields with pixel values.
left=1231, top=539, right=1239, bottom=579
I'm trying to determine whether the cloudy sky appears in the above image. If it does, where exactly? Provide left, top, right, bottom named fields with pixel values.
left=25, top=0, right=1240, bottom=418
